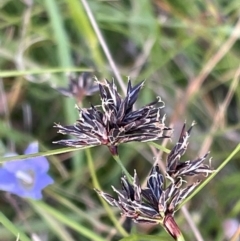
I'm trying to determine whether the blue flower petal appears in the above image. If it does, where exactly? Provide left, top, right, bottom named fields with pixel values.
left=0, top=168, right=29, bottom=198
left=24, top=142, right=50, bottom=172
left=0, top=169, right=25, bottom=195
left=1, top=142, right=54, bottom=200
left=0, top=168, right=54, bottom=200
left=3, top=153, right=23, bottom=173
left=35, top=173, right=54, bottom=189
left=24, top=142, right=39, bottom=155
left=0, top=169, right=17, bottom=191
left=17, top=173, right=54, bottom=200
left=3, top=159, right=29, bottom=173
left=2, top=160, right=25, bottom=173
left=4, top=155, right=49, bottom=174
left=9, top=186, right=43, bottom=200
left=27, top=156, right=50, bottom=173
left=17, top=188, right=43, bottom=200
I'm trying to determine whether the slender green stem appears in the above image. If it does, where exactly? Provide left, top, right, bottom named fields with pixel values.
left=85, top=149, right=128, bottom=237
left=179, top=143, right=240, bottom=209
left=112, top=155, right=133, bottom=182
left=177, top=233, right=186, bottom=241
left=0, top=68, right=92, bottom=78
left=150, top=142, right=171, bottom=153
left=0, top=146, right=95, bottom=163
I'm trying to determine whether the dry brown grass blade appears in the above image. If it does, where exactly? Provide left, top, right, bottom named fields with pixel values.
left=80, top=0, right=126, bottom=93
left=172, top=17, right=240, bottom=122
left=199, top=65, right=240, bottom=156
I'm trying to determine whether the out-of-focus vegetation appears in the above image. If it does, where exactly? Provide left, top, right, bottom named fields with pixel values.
left=0, top=0, right=240, bottom=240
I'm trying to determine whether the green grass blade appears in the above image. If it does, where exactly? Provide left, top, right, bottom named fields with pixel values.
left=150, top=142, right=171, bottom=153
left=32, top=204, right=75, bottom=241
left=67, top=0, right=105, bottom=71
left=44, top=0, right=73, bottom=68
left=86, top=149, right=129, bottom=237
left=0, top=68, right=92, bottom=77
left=0, top=146, right=95, bottom=163
left=46, top=190, right=110, bottom=231
left=29, top=200, right=106, bottom=241
left=44, top=0, right=82, bottom=178
left=0, top=212, right=32, bottom=241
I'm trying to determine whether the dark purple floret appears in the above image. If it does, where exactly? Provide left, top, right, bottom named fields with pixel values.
left=96, top=165, right=199, bottom=236
left=57, top=73, right=98, bottom=103
left=96, top=123, right=214, bottom=239
left=54, top=78, right=171, bottom=155
left=167, top=122, right=213, bottom=178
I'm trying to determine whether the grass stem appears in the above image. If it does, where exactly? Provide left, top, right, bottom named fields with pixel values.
left=86, top=149, right=129, bottom=237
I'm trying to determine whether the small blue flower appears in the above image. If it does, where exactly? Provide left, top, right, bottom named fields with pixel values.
left=0, top=142, right=54, bottom=200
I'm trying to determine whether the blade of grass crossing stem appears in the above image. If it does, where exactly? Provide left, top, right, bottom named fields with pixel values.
left=0, top=146, right=95, bottom=164
left=0, top=68, right=92, bottom=78
left=44, top=0, right=83, bottom=176
left=113, top=154, right=133, bottom=182
left=30, top=200, right=106, bottom=241
left=179, top=143, right=240, bottom=209
left=150, top=142, right=171, bottom=153
left=0, top=212, right=31, bottom=241
left=86, top=149, right=129, bottom=237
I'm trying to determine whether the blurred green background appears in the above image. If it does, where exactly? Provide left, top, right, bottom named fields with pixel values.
left=0, top=0, right=240, bottom=240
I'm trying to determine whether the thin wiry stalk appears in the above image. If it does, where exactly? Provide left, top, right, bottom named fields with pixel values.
left=85, top=149, right=128, bottom=237
left=80, top=0, right=126, bottom=93
left=198, top=65, right=240, bottom=156
left=172, top=17, right=240, bottom=120
left=112, top=155, right=133, bottom=182
left=181, top=207, right=204, bottom=241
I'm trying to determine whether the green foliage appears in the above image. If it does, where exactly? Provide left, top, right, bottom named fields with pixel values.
left=0, top=0, right=240, bottom=240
